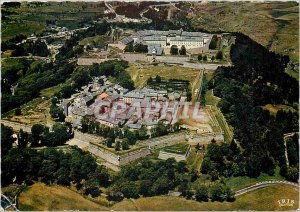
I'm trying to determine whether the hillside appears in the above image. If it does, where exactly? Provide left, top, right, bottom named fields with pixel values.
left=190, top=2, right=299, bottom=62
left=17, top=183, right=299, bottom=211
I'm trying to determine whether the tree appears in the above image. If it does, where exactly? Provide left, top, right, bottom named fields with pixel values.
left=106, top=137, right=113, bottom=148
left=93, top=166, right=109, bottom=186
left=107, top=192, right=124, bottom=202
left=50, top=105, right=66, bottom=122
left=195, top=185, right=209, bottom=202
left=216, top=51, right=223, bottom=60
left=15, top=107, right=22, bottom=115
left=115, top=141, right=121, bottom=151
left=155, top=75, right=161, bottom=83
left=179, top=45, right=186, bottom=55
left=203, top=55, right=208, bottom=61
left=31, top=124, right=46, bottom=146
left=83, top=179, right=101, bottom=197
left=152, top=176, right=170, bottom=195
left=18, top=129, right=29, bottom=148
left=178, top=179, right=189, bottom=196
left=122, top=139, right=129, bottom=150
left=209, top=35, right=218, bottom=49
left=1, top=124, right=15, bottom=155
left=176, top=161, right=187, bottom=173
left=125, top=43, right=134, bottom=52
left=114, top=181, right=139, bottom=198
left=133, top=44, right=148, bottom=53
left=170, top=45, right=178, bottom=55
left=52, top=123, right=70, bottom=146
left=198, top=54, right=203, bottom=61
left=125, top=130, right=137, bottom=145
left=147, top=77, right=153, bottom=85
left=211, top=56, right=215, bottom=61
left=285, top=166, right=299, bottom=182
left=138, top=126, right=148, bottom=140
left=139, top=180, right=153, bottom=196
left=210, top=184, right=226, bottom=202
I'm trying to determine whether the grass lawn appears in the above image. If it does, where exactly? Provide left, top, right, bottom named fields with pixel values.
left=186, top=147, right=204, bottom=171
left=207, top=105, right=233, bottom=142
left=79, top=35, right=110, bottom=46
left=40, top=84, right=63, bottom=98
left=163, top=143, right=189, bottom=155
left=224, top=166, right=285, bottom=191
left=112, top=184, right=298, bottom=211
left=126, top=64, right=201, bottom=89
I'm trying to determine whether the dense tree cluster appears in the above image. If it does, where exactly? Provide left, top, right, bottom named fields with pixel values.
left=56, top=60, right=134, bottom=100
left=110, top=158, right=190, bottom=199
left=1, top=124, right=109, bottom=197
left=125, top=43, right=148, bottom=53
left=11, top=39, right=51, bottom=57
left=30, top=123, right=72, bottom=147
left=170, top=45, right=179, bottom=55
left=207, top=33, right=299, bottom=180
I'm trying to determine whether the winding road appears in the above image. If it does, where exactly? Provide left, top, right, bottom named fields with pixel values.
left=234, top=180, right=299, bottom=196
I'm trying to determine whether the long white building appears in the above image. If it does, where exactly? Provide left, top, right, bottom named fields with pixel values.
left=132, top=29, right=212, bottom=49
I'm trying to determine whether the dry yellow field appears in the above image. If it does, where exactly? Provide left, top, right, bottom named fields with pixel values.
left=17, top=183, right=298, bottom=211
left=126, top=64, right=201, bottom=89
left=112, top=185, right=298, bottom=211
left=18, top=183, right=108, bottom=211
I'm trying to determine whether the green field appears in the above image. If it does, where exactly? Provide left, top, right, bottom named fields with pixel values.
left=126, top=64, right=201, bottom=90
left=17, top=183, right=299, bottom=211
left=163, top=143, right=189, bottom=155
left=224, top=166, right=285, bottom=191
left=2, top=2, right=105, bottom=41
left=186, top=147, right=204, bottom=171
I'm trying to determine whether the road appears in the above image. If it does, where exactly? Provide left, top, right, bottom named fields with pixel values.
left=0, top=120, right=32, bottom=133
left=283, top=132, right=298, bottom=167
left=235, top=180, right=299, bottom=196
left=1, top=194, right=18, bottom=211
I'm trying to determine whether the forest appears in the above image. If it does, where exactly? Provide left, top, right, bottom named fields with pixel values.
left=205, top=33, right=299, bottom=182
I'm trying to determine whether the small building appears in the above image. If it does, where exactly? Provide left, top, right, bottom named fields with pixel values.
left=147, top=45, right=163, bottom=56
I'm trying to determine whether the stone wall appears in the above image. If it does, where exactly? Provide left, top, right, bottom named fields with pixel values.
left=142, top=132, right=187, bottom=149
left=74, top=130, right=104, bottom=147
left=188, top=132, right=224, bottom=145
left=89, top=142, right=151, bottom=166
left=0, top=120, right=31, bottom=133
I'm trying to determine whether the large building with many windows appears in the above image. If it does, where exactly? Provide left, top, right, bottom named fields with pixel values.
left=129, top=29, right=212, bottom=50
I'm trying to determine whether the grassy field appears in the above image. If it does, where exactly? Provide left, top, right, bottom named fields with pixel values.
left=17, top=182, right=298, bottom=211
left=224, top=166, right=285, bottom=191
left=18, top=183, right=108, bottom=211
left=186, top=147, right=204, bottom=171
left=112, top=185, right=298, bottom=211
left=163, top=143, right=189, bottom=155
left=79, top=35, right=111, bottom=46
left=207, top=105, right=233, bottom=143
left=126, top=64, right=201, bottom=89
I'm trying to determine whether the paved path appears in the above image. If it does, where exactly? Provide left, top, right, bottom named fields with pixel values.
left=235, top=180, right=299, bottom=196
left=1, top=194, right=19, bottom=211
left=283, top=132, right=298, bottom=167
left=0, top=120, right=32, bottom=133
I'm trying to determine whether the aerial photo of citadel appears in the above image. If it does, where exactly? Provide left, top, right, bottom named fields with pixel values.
left=1, top=1, right=299, bottom=211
